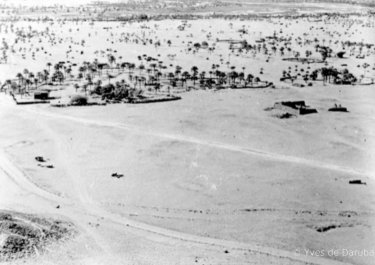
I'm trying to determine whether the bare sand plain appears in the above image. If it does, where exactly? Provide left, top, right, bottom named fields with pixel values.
left=1, top=3, right=375, bottom=265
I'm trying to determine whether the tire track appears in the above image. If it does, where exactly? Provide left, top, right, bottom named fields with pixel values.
left=9, top=102, right=374, bottom=178
left=0, top=102, right=354, bottom=265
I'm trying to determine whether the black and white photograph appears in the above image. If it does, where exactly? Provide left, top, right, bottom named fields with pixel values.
left=0, top=0, right=374, bottom=264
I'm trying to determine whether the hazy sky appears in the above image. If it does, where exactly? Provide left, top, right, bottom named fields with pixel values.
left=2, top=0, right=120, bottom=6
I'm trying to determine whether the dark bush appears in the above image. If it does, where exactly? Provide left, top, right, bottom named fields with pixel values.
left=70, top=95, right=87, bottom=106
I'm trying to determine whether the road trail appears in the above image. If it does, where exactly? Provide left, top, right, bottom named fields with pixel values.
left=6, top=100, right=373, bottom=178
left=0, top=149, right=352, bottom=265
left=0, top=99, right=356, bottom=265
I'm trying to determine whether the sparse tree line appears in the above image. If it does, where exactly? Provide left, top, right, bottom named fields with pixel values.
left=0, top=7, right=373, bottom=23
left=281, top=66, right=359, bottom=85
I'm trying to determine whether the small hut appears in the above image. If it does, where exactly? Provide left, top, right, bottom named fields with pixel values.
left=34, top=91, right=49, bottom=100
left=336, top=51, right=346, bottom=58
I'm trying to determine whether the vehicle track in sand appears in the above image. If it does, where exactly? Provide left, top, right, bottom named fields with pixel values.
left=3, top=99, right=372, bottom=179
left=35, top=120, right=118, bottom=257
left=0, top=148, right=352, bottom=265
left=0, top=100, right=356, bottom=265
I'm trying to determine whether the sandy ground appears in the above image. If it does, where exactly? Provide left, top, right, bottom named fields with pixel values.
left=1, top=81, right=375, bottom=264
left=1, top=16, right=374, bottom=85
left=1, top=4, right=375, bottom=265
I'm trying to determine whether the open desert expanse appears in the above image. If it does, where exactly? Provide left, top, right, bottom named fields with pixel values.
left=1, top=1, right=375, bottom=264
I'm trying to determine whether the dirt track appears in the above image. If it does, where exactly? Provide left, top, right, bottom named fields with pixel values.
left=0, top=96, right=359, bottom=265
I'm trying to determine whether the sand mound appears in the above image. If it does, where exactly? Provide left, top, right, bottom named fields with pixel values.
left=0, top=211, right=75, bottom=261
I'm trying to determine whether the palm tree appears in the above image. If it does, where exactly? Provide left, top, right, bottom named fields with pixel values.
left=158, top=61, right=163, bottom=72
left=181, top=78, right=187, bottom=88
left=16, top=73, right=23, bottom=87
left=191, top=75, right=198, bottom=85
left=175, top=67, right=181, bottom=78
left=182, top=71, right=190, bottom=86
left=168, top=72, right=175, bottom=81
left=18, top=84, right=23, bottom=97
left=246, top=74, right=254, bottom=85
left=47, top=62, right=51, bottom=73
left=321, top=68, right=329, bottom=84
left=54, top=70, right=64, bottom=84
left=238, top=72, right=245, bottom=84
left=37, top=72, right=43, bottom=82
left=229, top=71, right=238, bottom=85
left=5, top=79, right=12, bottom=90
left=191, top=66, right=198, bottom=76
left=146, top=68, right=152, bottom=77
left=362, top=63, right=370, bottom=76
left=82, top=83, right=88, bottom=95
left=139, top=64, right=145, bottom=75
left=96, top=64, right=104, bottom=76
left=79, top=66, right=86, bottom=78
left=24, top=78, right=32, bottom=91
left=107, top=54, right=116, bottom=71
left=23, top=69, right=29, bottom=77
left=34, top=78, right=39, bottom=89
left=127, top=63, right=135, bottom=76
left=139, top=76, right=146, bottom=89
left=87, top=79, right=94, bottom=91
left=134, top=76, right=139, bottom=89
left=66, top=68, right=72, bottom=79
left=150, top=63, right=157, bottom=74
left=107, top=73, right=114, bottom=84
left=43, top=70, right=50, bottom=83
left=54, top=63, right=60, bottom=72
left=199, top=71, right=206, bottom=81
left=119, top=62, right=127, bottom=73
left=28, top=72, right=34, bottom=80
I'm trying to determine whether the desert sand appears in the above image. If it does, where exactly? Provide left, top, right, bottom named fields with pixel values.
left=0, top=1, right=375, bottom=265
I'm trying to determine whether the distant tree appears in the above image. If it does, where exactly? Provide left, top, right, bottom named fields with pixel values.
left=5, top=79, right=12, bottom=90
left=238, top=72, right=245, bottom=84
left=23, top=69, right=29, bottom=77
left=139, top=64, right=145, bottom=74
left=107, top=73, right=114, bottom=84
left=74, top=84, right=79, bottom=92
left=362, top=63, right=370, bottom=75
left=107, top=54, right=116, bottom=70
left=182, top=71, right=190, bottom=82
left=246, top=74, right=254, bottom=84
left=150, top=63, right=157, bottom=74
left=191, top=66, right=198, bottom=76
left=201, top=41, right=209, bottom=49
left=16, top=73, right=23, bottom=86
left=229, top=71, right=238, bottom=84
left=168, top=72, right=175, bottom=81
